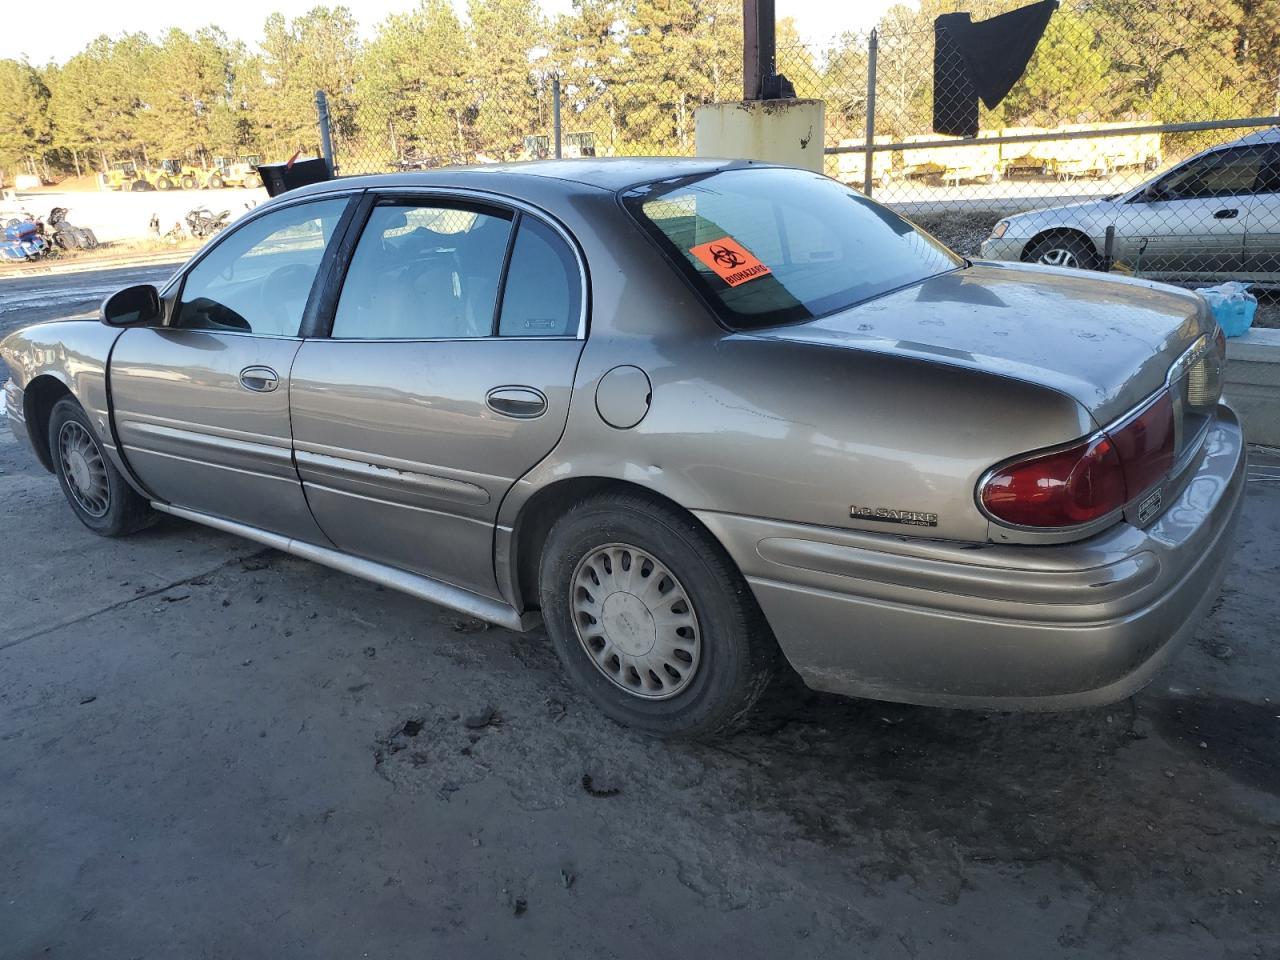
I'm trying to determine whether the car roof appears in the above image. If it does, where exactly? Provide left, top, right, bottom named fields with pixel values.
left=284, top=156, right=772, bottom=202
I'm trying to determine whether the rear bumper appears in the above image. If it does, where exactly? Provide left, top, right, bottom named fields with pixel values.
left=696, top=405, right=1247, bottom=710
left=2, top=379, right=33, bottom=455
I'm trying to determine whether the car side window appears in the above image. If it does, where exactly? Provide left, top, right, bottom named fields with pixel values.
left=1157, top=147, right=1265, bottom=200
left=332, top=202, right=513, bottom=340
left=498, top=217, right=582, bottom=337
left=173, top=198, right=348, bottom=336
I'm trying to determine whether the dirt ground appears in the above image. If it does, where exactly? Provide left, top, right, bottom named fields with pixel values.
left=2, top=395, right=1279, bottom=958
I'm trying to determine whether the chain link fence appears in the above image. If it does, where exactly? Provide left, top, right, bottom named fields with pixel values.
left=800, top=8, right=1280, bottom=285
left=329, top=54, right=738, bottom=175
left=323, top=2, right=1280, bottom=286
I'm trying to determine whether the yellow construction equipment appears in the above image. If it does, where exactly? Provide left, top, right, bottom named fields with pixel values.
left=144, top=159, right=202, bottom=191
left=97, top=161, right=151, bottom=192
left=208, top=155, right=263, bottom=189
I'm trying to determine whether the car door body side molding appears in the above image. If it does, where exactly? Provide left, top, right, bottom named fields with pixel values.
left=150, top=500, right=538, bottom=632
left=294, top=449, right=492, bottom=506
left=120, top=419, right=295, bottom=471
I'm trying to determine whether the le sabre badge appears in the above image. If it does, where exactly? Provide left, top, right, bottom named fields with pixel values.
left=688, top=237, right=772, bottom=287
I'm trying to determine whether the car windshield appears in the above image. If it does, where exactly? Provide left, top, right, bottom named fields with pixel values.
left=622, top=167, right=962, bottom=329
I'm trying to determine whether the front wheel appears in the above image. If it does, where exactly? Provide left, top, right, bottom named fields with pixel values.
left=207, top=174, right=224, bottom=189
left=539, top=493, right=779, bottom=739
left=48, top=397, right=154, bottom=537
left=1025, top=233, right=1098, bottom=271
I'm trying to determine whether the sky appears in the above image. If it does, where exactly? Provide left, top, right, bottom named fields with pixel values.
left=2, top=0, right=898, bottom=64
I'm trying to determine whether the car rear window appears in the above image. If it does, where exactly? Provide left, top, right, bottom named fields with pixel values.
left=621, top=167, right=961, bottom=329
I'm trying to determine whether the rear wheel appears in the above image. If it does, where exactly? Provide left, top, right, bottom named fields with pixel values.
left=244, top=173, right=262, bottom=189
left=180, top=175, right=198, bottom=190
left=1025, top=233, right=1097, bottom=271
left=48, top=397, right=154, bottom=537
left=156, top=177, right=173, bottom=191
left=207, top=173, right=224, bottom=189
left=539, top=493, right=779, bottom=739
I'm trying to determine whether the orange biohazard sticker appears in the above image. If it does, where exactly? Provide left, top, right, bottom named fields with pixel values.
left=688, top=237, right=773, bottom=287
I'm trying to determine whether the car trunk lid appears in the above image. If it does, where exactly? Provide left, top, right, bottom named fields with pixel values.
left=749, top=261, right=1211, bottom=428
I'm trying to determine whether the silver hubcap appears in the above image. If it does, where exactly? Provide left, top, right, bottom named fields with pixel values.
left=58, top=420, right=110, bottom=517
left=571, top=543, right=701, bottom=700
left=1038, top=247, right=1080, bottom=268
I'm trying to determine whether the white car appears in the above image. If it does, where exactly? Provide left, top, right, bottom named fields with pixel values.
left=981, top=127, right=1280, bottom=283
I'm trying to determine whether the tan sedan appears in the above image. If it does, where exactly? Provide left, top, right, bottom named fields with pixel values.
left=1, top=159, right=1245, bottom=737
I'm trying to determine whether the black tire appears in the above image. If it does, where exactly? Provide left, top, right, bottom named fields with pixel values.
left=180, top=175, right=198, bottom=190
left=1024, top=232, right=1098, bottom=271
left=539, top=492, right=779, bottom=739
left=207, top=173, right=224, bottom=189
left=244, top=173, right=262, bottom=189
left=48, top=396, right=154, bottom=537
left=130, top=180, right=152, bottom=192
left=156, top=177, right=172, bottom=191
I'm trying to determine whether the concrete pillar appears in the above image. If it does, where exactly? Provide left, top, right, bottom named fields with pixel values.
left=695, top=99, right=826, bottom=173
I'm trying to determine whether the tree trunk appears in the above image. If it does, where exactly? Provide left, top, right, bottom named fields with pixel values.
left=73, top=149, right=82, bottom=178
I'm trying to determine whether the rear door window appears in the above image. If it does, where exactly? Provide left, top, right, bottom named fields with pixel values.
left=497, top=217, right=581, bottom=337
left=331, top=201, right=513, bottom=340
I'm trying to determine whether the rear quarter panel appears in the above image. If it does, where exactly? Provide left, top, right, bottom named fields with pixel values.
left=508, top=329, right=1094, bottom=544
left=495, top=199, right=1095, bottom=554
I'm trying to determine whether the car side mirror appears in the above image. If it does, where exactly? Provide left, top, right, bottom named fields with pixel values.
left=101, top=284, right=162, bottom=327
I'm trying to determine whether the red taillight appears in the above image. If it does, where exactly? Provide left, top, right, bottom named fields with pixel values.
left=980, top=434, right=1127, bottom=527
left=1108, top=390, right=1175, bottom=498
left=980, top=390, right=1175, bottom=529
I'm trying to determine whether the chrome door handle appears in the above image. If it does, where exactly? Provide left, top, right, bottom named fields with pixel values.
left=239, top=366, right=279, bottom=392
left=486, top=386, right=547, bottom=419
left=1213, top=208, right=1239, bottom=219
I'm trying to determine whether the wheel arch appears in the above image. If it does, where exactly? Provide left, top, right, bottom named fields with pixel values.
left=505, top=476, right=737, bottom=615
left=1022, top=227, right=1099, bottom=263
left=22, top=373, right=73, bottom=471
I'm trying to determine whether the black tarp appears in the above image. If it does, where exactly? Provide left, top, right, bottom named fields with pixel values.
left=933, top=0, right=1058, bottom=138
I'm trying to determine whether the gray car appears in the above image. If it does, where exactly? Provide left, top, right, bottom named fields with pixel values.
left=981, top=127, right=1280, bottom=282
left=1, top=159, right=1245, bottom=738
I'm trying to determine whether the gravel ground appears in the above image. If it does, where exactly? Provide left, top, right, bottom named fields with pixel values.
left=912, top=210, right=1004, bottom=257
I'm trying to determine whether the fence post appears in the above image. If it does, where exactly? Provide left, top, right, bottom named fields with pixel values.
left=315, top=90, right=336, bottom=176
left=863, top=28, right=878, bottom=198
left=553, top=76, right=563, bottom=159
